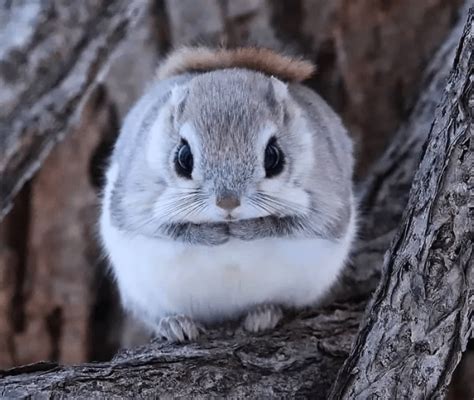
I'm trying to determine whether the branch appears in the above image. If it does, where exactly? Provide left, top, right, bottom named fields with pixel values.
left=0, top=0, right=146, bottom=220
left=330, top=9, right=473, bottom=399
left=0, top=303, right=364, bottom=398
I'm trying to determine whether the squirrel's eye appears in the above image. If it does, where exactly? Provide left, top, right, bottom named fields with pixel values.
left=264, top=137, right=285, bottom=178
left=175, top=140, right=193, bottom=179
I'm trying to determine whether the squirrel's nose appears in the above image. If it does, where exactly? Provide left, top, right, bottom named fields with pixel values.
left=216, top=193, right=241, bottom=211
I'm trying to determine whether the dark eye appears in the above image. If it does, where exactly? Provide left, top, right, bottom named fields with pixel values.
left=264, top=137, right=284, bottom=178
left=175, top=140, right=193, bottom=179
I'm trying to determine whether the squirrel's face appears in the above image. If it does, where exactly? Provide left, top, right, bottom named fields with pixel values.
left=140, top=71, right=316, bottom=225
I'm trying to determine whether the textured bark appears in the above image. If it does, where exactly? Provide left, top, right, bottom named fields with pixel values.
left=4, top=4, right=162, bottom=367
left=448, top=342, right=474, bottom=399
left=0, top=186, right=30, bottom=368
left=332, top=0, right=464, bottom=173
left=330, top=10, right=473, bottom=399
left=0, top=303, right=364, bottom=399
left=9, top=85, right=121, bottom=366
left=0, top=0, right=146, bottom=220
left=335, top=11, right=468, bottom=302
left=0, top=8, right=471, bottom=399
left=0, top=246, right=17, bottom=367
left=0, top=1, right=162, bottom=367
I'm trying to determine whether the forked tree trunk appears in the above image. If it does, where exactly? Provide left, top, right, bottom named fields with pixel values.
left=0, top=8, right=471, bottom=400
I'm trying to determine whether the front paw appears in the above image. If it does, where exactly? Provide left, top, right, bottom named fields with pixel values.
left=243, top=304, right=283, bottom=333
left=200, top=223, right=231, bottom=245
left=155, top=315, right=204, bottom=343
left=229, top=219, right=260, bottom=241
left=167, top=222, right=230, bottom=245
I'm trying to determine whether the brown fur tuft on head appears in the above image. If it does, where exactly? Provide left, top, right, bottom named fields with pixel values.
left=156, top=47, right=316, bottom=82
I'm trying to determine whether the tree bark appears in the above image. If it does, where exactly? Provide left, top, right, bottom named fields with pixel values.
left=0, top=7, right=471, bottom=399
left=330, top=10, right=473, bottom=399
left=333, top=8, right=468, bottom=302
left=0, top=0, right=146, bottom=220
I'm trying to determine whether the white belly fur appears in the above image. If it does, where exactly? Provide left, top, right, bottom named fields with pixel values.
left=100, top=164, right=355, bottom=326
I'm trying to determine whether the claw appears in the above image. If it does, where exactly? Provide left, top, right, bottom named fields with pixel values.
left=243, top=304, right=283, bottom=333
left=156, top=315, right=201, bottom=342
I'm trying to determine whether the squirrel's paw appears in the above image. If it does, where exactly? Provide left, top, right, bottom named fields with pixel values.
left=243, top=304, right=283, bottom=333
left=156, top=315, right=203, bottom=342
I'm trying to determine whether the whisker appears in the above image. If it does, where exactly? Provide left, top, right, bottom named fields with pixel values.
left=248, top=197, right=274, bottom=215
left=156, top=191, right=210, bottom=222
left=254, top=194, right=300, bottom=215
left=177, top=200, right=208, bottom=220
left=256, top=192, right=313, bottom=215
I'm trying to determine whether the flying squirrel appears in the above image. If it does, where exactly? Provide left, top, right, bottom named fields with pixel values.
left=100, top=46, right=356, bottom=342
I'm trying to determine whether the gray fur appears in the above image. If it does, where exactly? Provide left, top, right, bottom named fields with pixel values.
left=107, top=68, right=354, bottom=244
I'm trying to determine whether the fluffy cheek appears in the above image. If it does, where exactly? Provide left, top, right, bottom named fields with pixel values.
left=146, top=107, right=178, bottom=179
left=150, top=187, right=203, bottom=224
left=259, top=179, right=311, bottom=213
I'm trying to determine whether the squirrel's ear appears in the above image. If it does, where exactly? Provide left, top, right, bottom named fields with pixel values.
left=270, top=76, right=288, bottom=102
left=267, top=77, right=289, bottom=122
left=170, top=85, right=189, bottom=120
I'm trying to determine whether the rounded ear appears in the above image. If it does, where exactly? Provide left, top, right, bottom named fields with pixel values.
left=267, top=76, right=290, bottom=124
left=270, top=76, right=289, bottom=102
left=170, top=84, right=189, bottom=123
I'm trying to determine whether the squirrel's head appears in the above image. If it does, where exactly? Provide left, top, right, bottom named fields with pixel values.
left=139, top=70, right=317, bottom=224
left=111, top=69, right=352, bottom=236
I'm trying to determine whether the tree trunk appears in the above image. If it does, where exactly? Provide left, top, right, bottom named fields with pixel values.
left=0, top=7, right=471, bottom=400
left=0, top=0, right=155, bottom=365
left=0, top=0, right=146, bottom=220
left=330, top=10, right=473, bottom=399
